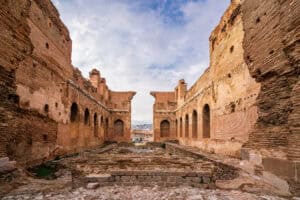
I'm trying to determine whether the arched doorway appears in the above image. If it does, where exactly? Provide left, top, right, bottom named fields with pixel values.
left=160, top=120, right=170, bottom=137
left=185, top=114, right=189, bottom=137
left=84, top=108, right=90, bottom=125
left=100, top=116, right=104, bottom=136
left=94, top=113, right=98, bottom=137
left=203, top=104, right=210, bottom=138
left=114, top=119, right=124, bottom=136
left=105, top=118, right=109, bottom=137
left=192, top=110, right=198, bottom=138
left=70, top=103, right=79, bottom=122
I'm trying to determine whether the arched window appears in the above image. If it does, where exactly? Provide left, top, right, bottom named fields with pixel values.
left=70, top=103, right=79, bottom=122
left=114, top=119, right=124, bottom=136
left=185, top=114, right=189, bottom=138
left=203, top=104, right=210, bottom=138
left=160, top=120, right=170, bottom=137
left=94, top=113, right=98, bottom=137
left=180, top=117, right=183, bottom=137
left=192, top=110, right=198, bottom=138
left=84, top=108, right=90, bottom=125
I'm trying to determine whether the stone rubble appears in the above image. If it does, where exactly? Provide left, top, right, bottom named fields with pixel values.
left=2, top=185, right=289, bottom=200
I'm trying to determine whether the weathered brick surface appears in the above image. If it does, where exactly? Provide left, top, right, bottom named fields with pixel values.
left=151, top=0, right=299, bottom=165
left=0, top=0, right=135, bottom=166
left=241, top=0, right=300, bottom=161
left=151, top=0, right=261, bottom=157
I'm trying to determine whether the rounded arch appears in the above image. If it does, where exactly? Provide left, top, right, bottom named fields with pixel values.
left=160, top=120, right=170, bottom=137
left=104, top=117, right=109, bottom=137
left=100, top=116, right=104, bottom=125
left=70, top=102, right=79, bottom=122
left=84, top=108, right=90, bottom=125
left=192, top=110, right=198, bottom=139
left=203, top=104, right=210, bottom=138
left=185, top=114, right=189, bottom=138
left=114, top=119, right=124, bottom=136
left=94, top=113, right=98, bottom=137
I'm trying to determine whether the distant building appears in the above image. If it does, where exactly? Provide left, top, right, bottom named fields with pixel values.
left=131, top=129, right=153, bottom=143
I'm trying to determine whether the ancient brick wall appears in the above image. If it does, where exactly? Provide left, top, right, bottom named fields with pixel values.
left=241, top=0, right=300, bottom=161
left=150, top=92, right=177, bottom=141
left=0, top=0, right=135, bottom=165
left=151, top=0, right=261, bottom=156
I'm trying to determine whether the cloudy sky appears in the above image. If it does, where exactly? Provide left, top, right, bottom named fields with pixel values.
left=53, top=0, right=230, bottom=124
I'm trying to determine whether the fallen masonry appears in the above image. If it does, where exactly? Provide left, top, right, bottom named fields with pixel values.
left=0, top=143, right=297, bottom=199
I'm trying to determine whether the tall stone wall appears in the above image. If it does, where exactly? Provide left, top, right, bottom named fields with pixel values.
left=150, top=92, right=177, bottom=141
left=241, top=0, right=300, bottom=161
left=0, top=0, right=135, bottom=166
left=151, top=0, right=261, bottom=156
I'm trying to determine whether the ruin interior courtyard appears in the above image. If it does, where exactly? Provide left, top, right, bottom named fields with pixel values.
left=0, top=0, right=299, bottom=199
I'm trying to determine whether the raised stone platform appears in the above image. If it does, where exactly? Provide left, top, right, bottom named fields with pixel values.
left=68, top=144, right=230, bottom=188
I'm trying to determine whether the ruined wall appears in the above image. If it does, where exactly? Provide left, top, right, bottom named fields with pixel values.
left=0, top=0, right=59, bottom=166
left=150, top=92, right=177, bottom=142
left=0, top=0, right=135, bottom=166
left=151, top=0, right=261, bottom=156
left=242, top=0, right=300, bottom=161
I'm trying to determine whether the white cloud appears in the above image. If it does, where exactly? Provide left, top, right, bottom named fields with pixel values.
left=55, top=0, right=230, bottom=123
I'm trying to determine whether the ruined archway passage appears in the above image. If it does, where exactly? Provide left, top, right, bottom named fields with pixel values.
left=160, top=120, right=170, bottom=137
left=192, top=110, right=198, bottom=138
left=185, top=114, right=189, bottom=138
left=70, top=103, right=79, bottom=122
left=84, top=108, right=90, bottom=125
left=114, top=119, right=124, bottom=136
left=203, top=104, right=210, bottom=138
left=105, top=118, right=109, bottom=137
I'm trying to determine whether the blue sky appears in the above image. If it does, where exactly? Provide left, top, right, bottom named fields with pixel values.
left=53, top=0, right=230, bottom=124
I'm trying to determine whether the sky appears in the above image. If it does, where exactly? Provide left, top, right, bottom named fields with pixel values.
left=53, top=0, right=230, bottom=124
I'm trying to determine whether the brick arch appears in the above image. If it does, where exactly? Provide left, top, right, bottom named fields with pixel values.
left=185, top=114, right=189, bottom=137
left=84, top=108, right=90, bottom=125
left=70, top=102, right=79, bottom=122
left=180, top=117, right=183, bottom=137
left=203, top=104, right=210, bottom=138
left=192, top=110, right=198, bottom=138
left=94, top=113, right=98, bottom=137
left=114, top=119, right=124, bottom=136
left=160, top=120, right=170, bottom=137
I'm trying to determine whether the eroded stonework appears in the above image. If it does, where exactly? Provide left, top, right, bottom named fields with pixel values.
left=0, top=0, right=135, bottom=166
left=151, top=0, right=260, bottom=156
left=151, top=0, right=299, bottom=191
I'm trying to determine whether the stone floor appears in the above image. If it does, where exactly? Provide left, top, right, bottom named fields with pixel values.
left=0, top=143, right=298, bottom=199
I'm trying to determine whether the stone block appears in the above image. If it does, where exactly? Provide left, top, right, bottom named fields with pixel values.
left=202, top=176, right=211, bottom=184
left=262, top=171, right=291, bottom=196
left=86, top=182, right=99, bottom=189
left=0, top=157, right=17, bottom=174
left=249, top=151, right=262, bottom=165
left=167, top=176, right=176, bottom=182
left=120, top=176, right=132, bottom=182
left=240, top=148, right=250, bottom=160
left=262, top=157, right=295, bottom=179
